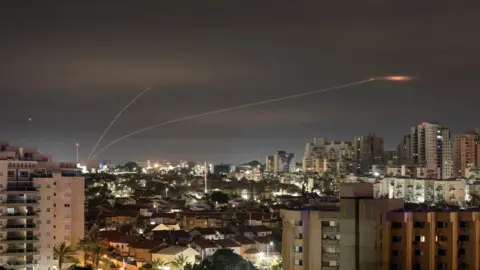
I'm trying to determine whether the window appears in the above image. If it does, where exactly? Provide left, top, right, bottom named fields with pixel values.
left=414, top=236, right=425, bottom=242
left=415, top=250, right=423, bottom=256
left=438, top=236, right=447, bottom=242
left=46, top=196, right=51, bottom=200
left=294, top=260, right=303, bottom=266
left=47, top=256, right=51, bottom=260
left=390, top=264, right=399, bottom=270
left=437, top=249, right=447, bottom=256
left=459, top=221, right=469, bottom=230
left=65, top=204, right=71, bottom=207
left=413, top=222, right=425, bottom=228
left=392, top=250, right=399, bottom=256
left=19, top=171, right=29, bottom=177
left=65, top=193, right=71, bottom=198
left=459, top=235, right=469, bottom=242
left=294, top=246, right=302, bottom=253
left=437, top=263, right=447, bottom=269
left=458, top=248, right=467, bottom=256
left=54, top=193, right=56, bottom=196
left=413, top=264, right=421, bottom=270
left=392, top=236, right=401, bottom=243
left=295, top=220, right=303, bottom=226
left=65, top=214, right=71, bottom=219
left=64, top=236, right=70, bottom=241
left=46, top=220, right=51, bottom=224
left=46, top=208, right=50, bottom=212
left=46, top=232, right=50, bottom=236
left=7, top=171, right=14, bottom=177
left=436, top=222, right=448, bottom=228
left=64, top=225, right=71, bottom=230
left=392, top=222, right=402, bottom=229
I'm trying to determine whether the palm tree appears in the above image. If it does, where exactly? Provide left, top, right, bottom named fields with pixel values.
left=169, top=254, right=189, bottom=270
left=77, top=232, right=109, bottom=269
left=53, top=242, right=78, bottom=270
left=151, top=258, right=168, bottom=270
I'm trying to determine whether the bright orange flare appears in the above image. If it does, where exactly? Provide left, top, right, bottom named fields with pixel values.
left=384, top=76, right=412, bottom=81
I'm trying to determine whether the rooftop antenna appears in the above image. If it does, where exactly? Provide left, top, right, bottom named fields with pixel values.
left=76, top=142, right=80, bottom=163
left=28, top=117, right=32, bottom=145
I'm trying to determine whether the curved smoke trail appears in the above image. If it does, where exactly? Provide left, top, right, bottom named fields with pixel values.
left=87, top=87, right=151, bottom=159
left=91, top=78, right=376, bottom=159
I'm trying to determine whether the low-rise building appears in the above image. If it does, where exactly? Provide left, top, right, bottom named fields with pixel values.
left=152, top=246, right=198, bottom=265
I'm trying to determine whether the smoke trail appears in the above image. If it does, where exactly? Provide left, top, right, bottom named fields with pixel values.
left=87, top=87, right=151, bottom=159
left=91, top=78, right=376, bottom=159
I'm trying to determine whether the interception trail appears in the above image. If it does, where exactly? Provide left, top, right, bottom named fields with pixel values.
left=91, top=76, right=411, bottom=159
left=87, top=87, right=151, bottom=159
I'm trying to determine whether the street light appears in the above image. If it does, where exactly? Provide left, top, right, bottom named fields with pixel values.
left=267, top=241, right=274, bottom=258
left=165, top=188, right=169, bottom=198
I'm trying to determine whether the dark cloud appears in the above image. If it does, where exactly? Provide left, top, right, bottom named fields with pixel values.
left=1, top=1, right=479, bottom=163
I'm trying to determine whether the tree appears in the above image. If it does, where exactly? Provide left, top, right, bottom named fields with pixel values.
left=210, top=191, right=229, bottom=204
left=77, top=232, right=109, bottom=269
left=169, top=254, right=190, bottom=270
left=151, top=258, right=168, bottom=270
left=54, top=242, right=79, bottom=270
left=194, top=249, right=257, bottom=270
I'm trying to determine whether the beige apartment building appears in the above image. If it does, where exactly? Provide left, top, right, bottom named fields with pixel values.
left=378, top=210, right=480, bottom=270
left=0, top=143, right=84, bottom=270
left=281, top=183, right=403, bottom=270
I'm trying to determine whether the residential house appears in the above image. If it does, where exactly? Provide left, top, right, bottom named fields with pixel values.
left=152, top=246, right=199, bottom=265
left=232, top=225, right=273, bottom=238
left=192, top=239, right=220, bottom=261
left=151, top=230, right=192, bottom=245
left=183, top=216, right=208, bottom=230
left=215, top=228, right=235, bottom=239
left=213, top=239, right=241, bottom=255
left=189, top=228, right=220, bottom=240
left=151, top=223, right=181, bottom=231
left=231, top=236, right=257, bottom=257
left=128, top=240, right=165, bottom=263
left=104, top=210, right=139, bottom=227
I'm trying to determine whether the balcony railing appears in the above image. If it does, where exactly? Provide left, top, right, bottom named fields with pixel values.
left=6, top=260, right=37, bottom=266
left=5, top=224, right=37, bottom=229
left=4, top=248, right=38, bottom=253
left=2, top=236, right=39, bottom=241
left=2, top=200, right=38, bottom=204
left=1, top=212, right=39, bottom=217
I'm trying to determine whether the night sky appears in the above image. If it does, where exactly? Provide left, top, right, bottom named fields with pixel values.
left=1, top=1, right=479, bottom=164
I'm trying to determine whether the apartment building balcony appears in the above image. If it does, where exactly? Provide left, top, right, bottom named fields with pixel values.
left=323, top=227, right=339, bottom=234
left=322, top=253, right=340, bottom=261
left=0, top=248, right=39, bottom=256
left=0, top=199, right=39, bottom=206
left=0, top=236, right=39, bottom=244
left=0, top=212, right=39, bottom=219
left=5, top=260, right=38, bottom=268
left=322, top=239, right=340, bottom=247
left=0, top=187, right=38, bottom=195
left=0, top=224, right=38, bottom=232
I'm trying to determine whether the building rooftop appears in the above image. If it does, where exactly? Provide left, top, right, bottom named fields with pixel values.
left=154, top=246, right=190, bottom=255
left=232, top=236, right=256, bottom=245
left=214, top=239, right=241, bottom=248
left=193, top=239, right=218, bottom=249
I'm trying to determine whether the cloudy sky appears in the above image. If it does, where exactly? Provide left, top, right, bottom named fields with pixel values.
left=1, top=1, right=479, bottom=163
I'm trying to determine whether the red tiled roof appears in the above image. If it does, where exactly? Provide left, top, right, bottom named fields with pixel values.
left=214, top=239, right=241, bottom=248
left=193, top=239, right=218, bottom=249
left=231, top=236, right=256, bottom=245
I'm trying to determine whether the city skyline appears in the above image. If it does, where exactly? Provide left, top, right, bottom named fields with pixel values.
left=1, top=2, right=480, bottom=163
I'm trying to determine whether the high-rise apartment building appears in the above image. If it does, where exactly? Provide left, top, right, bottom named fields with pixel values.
left=302, top=138, right=354, bottom=174
left=396, top=134, right=412, bottom=165
left=353, top=134, right=384, bottom=175
left=378, top=210, right=480, bottom=270
left=281, top=183, right=403, bottom=270
left=410, top=122, right=452, bottom=179
left=0, top=142, right=84, bottom=270
left=452, top=131, right=480, bottom=177
left=266, top=151, right=295, bottom=173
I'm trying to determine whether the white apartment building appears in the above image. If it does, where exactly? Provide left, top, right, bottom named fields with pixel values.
left=372, top=177, right=465, bottom=204
left=0, top=143, right=84, bottom=270
left=302, top=138, right=354, bottom=174
left=410, top=122, right=453, bottom=179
